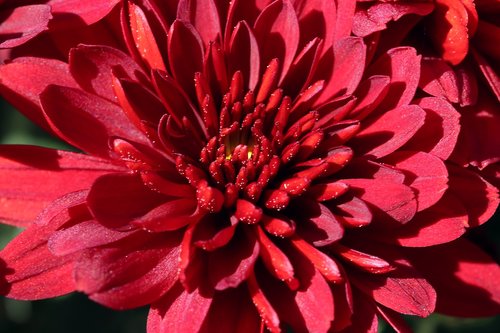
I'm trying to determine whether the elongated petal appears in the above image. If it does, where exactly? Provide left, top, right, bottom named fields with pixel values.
left=0, top=145, right=121, bottom=226
left=0, top=191, right=87, bottom=299
left=352, top=105, right=426, bottom=159
left=0, top=57, right=77, bottom=134
left=49, top=0, right=120, bottom=27
left=229, top=21, right=260, bottom=90
left=0, top=5, right=51, bottom=48
left=383, top=151, right=448, bottom=211
left=148, top=283, right=213, bottom=333
left=177, top=0, right=222, bottom=46
left=74, top=231, right=181, bottom=309
left=69, top=44, right=146, bottom=102
left=406, top=239, right=500, bottom=317
left=40, top=85, right=148, bottom=159
left=343, top=179, right=417, bottom=224
left=254, top=0, right=300, bottom=82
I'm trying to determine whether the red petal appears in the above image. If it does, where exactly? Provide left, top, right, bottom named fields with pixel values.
left=228, top=21, right=260, bottom=90
left=431, top=0, right=470, bottom=65
left=148, top=283, right=213, bottom=333
left=48, top=220, right=134, bottom=256
left=383, top=151, right=448, bottom=212
left=87, top=173, right=169, bottom=230
left=177, top=0, right=222, bottom=47
left=390, top=193, right=468, bottom=247
left=343, top=178, right=417, bottom=224
left=352, top=104, right=426, bottom=159
left=334, top=0, right=356, bottom=39
left=40, top=85, right=148, bottom=159
left=353, top=265, right=437, bottom=317
left=318, top=37, right=366, bottom=103
left=406, top=239, right=500, bottom=317
left=199, top=286, right=261, bottom=333
left=293, top=0, right=336, bottom=52
left=168, top=20, right=204, bottom=97
left=403, top=97, right=460, bottom=160
left=208, top=230, right=259, bottom=290
left=0, top=5, right=51, bottom=48
left=447, top=164, right=499, bottom=227
left=254, top=0, right=300, bottom=83
left=49, top=0, right=119, bottom=26
left=0, top=57, right=78, bottom=134
left=419, top=57, right=460, bottom=104
left=367, top=47, right=421, bottom=111
left=0, top=145, right=121, bottom=227
left=127, top=1, right=166, bottom=71
left=69, top=44, right=146, bottom=102
left=74, top=231, right=181, bottom=309
left=295, top=200, right=344, bottom=246
left=0, top=191, right=87, bottom=300
left=350, top=75, right=391, bottom=120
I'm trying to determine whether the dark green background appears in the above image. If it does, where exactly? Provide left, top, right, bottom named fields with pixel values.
left=1, top=99, right=499, bottom=332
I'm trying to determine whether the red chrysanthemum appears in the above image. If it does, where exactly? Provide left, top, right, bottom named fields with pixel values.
left=0, top=1, right=499, bottom=332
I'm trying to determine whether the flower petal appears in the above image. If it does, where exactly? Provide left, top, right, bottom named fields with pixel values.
left=254, top=0, right=300, bottom=83
left=343, top=179, right=417, bottom=224
left=406, top=239, right=500, bottom=317
left=74, top=231, right=181, bottom=309
left=0, top=5, right=51, bottom=48
left=177, top=0, right=222, bottom=47
left=351, top=104, right=426, bottom=159
left=0, top=57, right=78, bottom=134
left=40, top=85, right=149, bottom=158
left=148, top=283, right=213, bottom=333
left=69, top=44, right=147, bottom=102
left=0, top=145, right=121, bottom=227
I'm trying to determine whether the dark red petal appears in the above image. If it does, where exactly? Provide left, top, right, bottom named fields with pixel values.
left=148, top=283, right=213, bottom=333
left=127, top=1, right=166, bottom=71
left=295, top=201, right=344, bottom=247
left=376, top=305, right=412, bottom=333
left=471, top=47, right=500, bottom=101
left=199, top=286, right=261, bottom=333
left=0, top=145, right=121, bottom=227
left=419, top=57, right=460, bottom=104
left=48, top=220, right=134, bottom=256
left=334, top=0, right=356, bottom=39
left=247, top=271, right=281, bottom=333
left=229, top=21, right=260, bottom=90
left=390, top=193, right=468, bottom=247
left=0, top=5, right=51, bottom=48
left=343, top=178, right=417, bottom=224
left=317, top=37, right=366, bottom=103
left=168, top=20, right=204, bottom=97
left=69, top=44, right=146, bottom=102
left=332, top=194, right=373, bottom=228
left=332, top=243, right=395, bottom=274
left=49, top=0, right=119, bottom=26
left=0, top=57, right=78, bottom=134
left=292, top=0, right=336, bottom=52
left=253, top=0, right=300, bottom=82
left=339, top=290, right=378, bottom=333
left=383, top=151, right=448, bottom=212
left=87, top=173, right=169, bottom=230
left=403, top=97, right=460, bottom=160
left=367, top=47, right=421, bottom=111
left=353, top=265, right=437, bottom=317
left=208, top=230, right=259, bottom=290
left=351, top=104, right=426, bottom=159
left=74, top=232, right=181, bottom=309
left=405, top=239, right=500, bottom=317
left=0, top=191, right=87, bottom=299
left=447, top=164, right=499, bottom=227
left=260, top=246, right=335, bottom=333
left=431, top=0, right=470, bottom=65
left=177, top=0, right=222, bottom=47
left=40, top=85, right=148, bottom=159
left=349, top=75, right=390, bottom=120
left=451, top=92, right=500, bottom=169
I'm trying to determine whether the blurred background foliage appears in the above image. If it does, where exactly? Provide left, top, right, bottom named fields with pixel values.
left=1, top=98, right=499, bottom=332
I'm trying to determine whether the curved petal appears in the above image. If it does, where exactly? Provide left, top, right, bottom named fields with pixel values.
left=148, top=283, right=213, bottom=333
left=405, top=239, right=500, bottom=317
left=74, top=231, right=181, bottom=310
left=40, top=85, right=149, bottom=159
left=0, top=145, right=121, bottom=227
left=0, top=57, right=78, bottom=134
left=0, top=5, right=51, bottom=48
left=177, top=0, right=222, bottom=46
